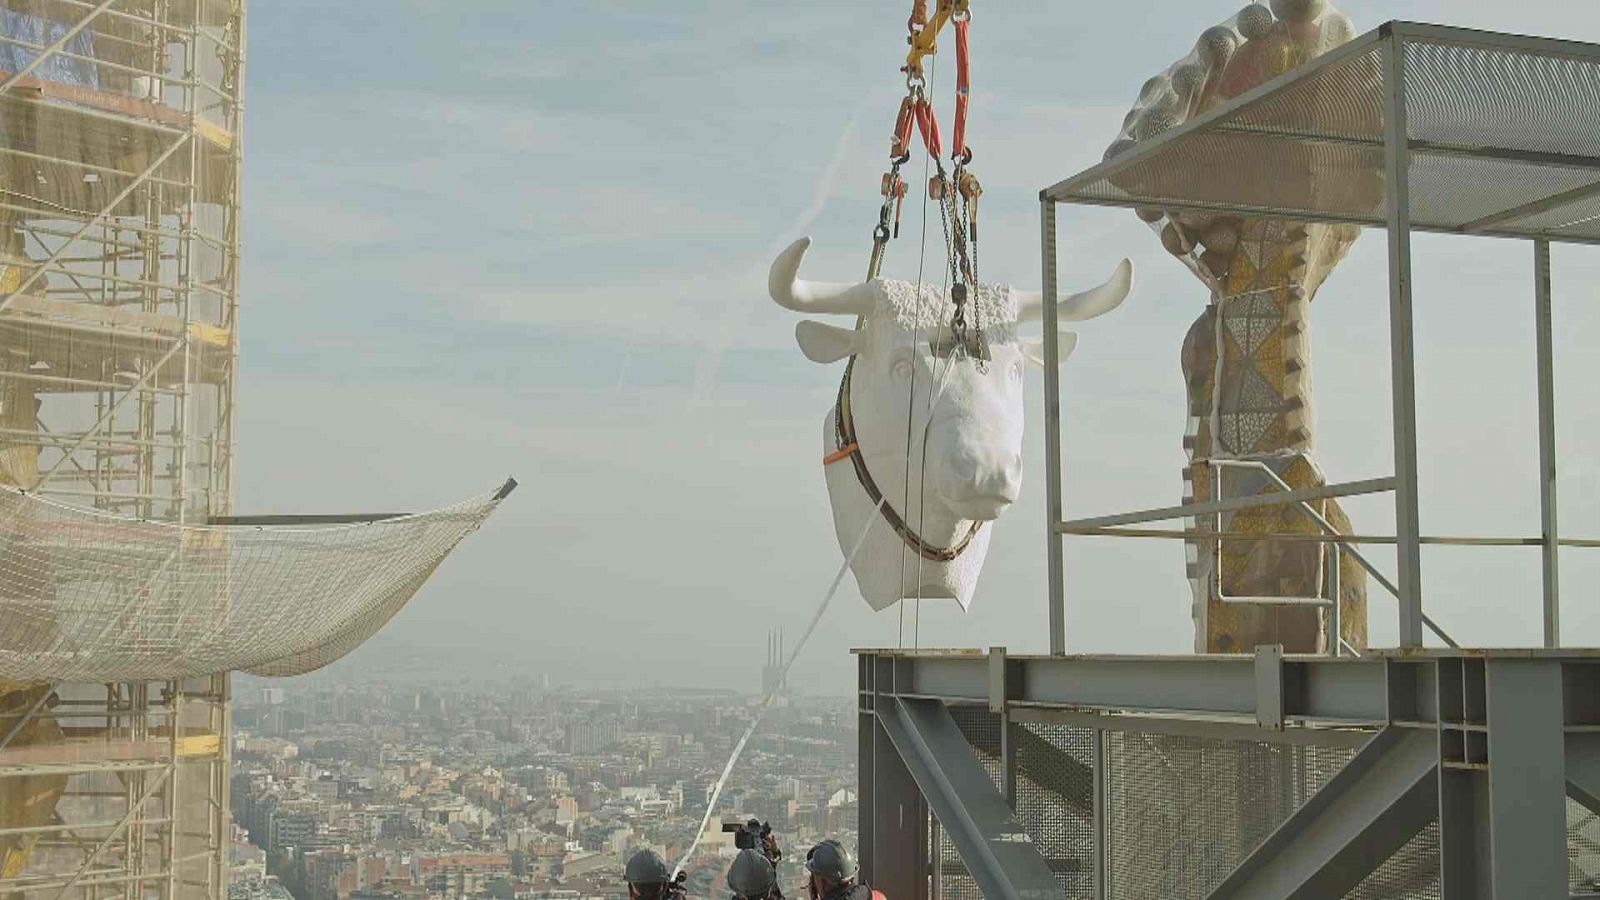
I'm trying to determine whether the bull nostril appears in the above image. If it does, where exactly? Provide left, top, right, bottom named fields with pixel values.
left=940, top=442, right=1024, bottom=503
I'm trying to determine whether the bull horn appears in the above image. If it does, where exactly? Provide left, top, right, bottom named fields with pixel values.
left=1017, top=258, right=1135, bottom=323
left=768, top=237, right=878, bottom=316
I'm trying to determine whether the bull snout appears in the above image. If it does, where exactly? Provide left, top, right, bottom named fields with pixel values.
left=934, top=439, right=1022, bottom=522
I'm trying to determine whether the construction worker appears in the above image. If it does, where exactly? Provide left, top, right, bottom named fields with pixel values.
left=624, top=849, right=675, bottom=900
left=726, top=847, right=779, bottom=899
left=804, top=840, right=883, bottom=900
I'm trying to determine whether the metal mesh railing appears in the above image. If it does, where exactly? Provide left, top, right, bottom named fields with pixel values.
left=950, top=710, right=1097, bottom=897
left=1571, top=799, right=1600, bottom=894
left=1016, top=722, right=1095, bottom=899
left=1400, top=39, right=1600, bottom=161
left=1104, top=733, right=1327, bottom=898
left=1062, top=28, right=1600, bottom=243
left=0, top=482, right=508, bottom=681
left=1102, top=732, right=1440, bottom=899
left=923, top=704, right=1600, bottom=897
left=933, top=710, right=1448, bottom=899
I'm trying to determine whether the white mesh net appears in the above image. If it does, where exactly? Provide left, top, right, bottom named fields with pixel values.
left=0, top=482, right=508, bottom=682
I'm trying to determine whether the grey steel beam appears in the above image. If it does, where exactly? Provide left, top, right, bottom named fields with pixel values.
left=1389, top=20, right=1600, bottom=64
left=1010, top=706, right=1374, bottom=749
left=1057, top=477, right=1394, bottom=531
left=1533, top=240, right=1560, bottom=648
left=1384, top=32, right=1425, bottom=647
left=990, top=647, right=1017, bottom=808
left=1442, top=660, right=1571, bottom=897
left=1041, top=192, right=1600, bottom=248
left=904, top=653, right=1394, bottom=724
left=1462, top=180, right=1600, bottom=234
left=875, top=698, right=1060, bottom=900
left=858, top=660, right=876, bottom=882
left=208, top=512, right=407, bottom=525
left=1256, top=645, right=1286, bottom=731
left=1484, top=659, right=1567, bottom=897
left=1438, top=768, right=1490, bottom=899
left=1040, top=199, right=1066, bottom=655
left=863, top=712, right=927, bottom=900
left=209, top=479, right=516, bottom=525
left=1204, top=728, right=1438, bottom=900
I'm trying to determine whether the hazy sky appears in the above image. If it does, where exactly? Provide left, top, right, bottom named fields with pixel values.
left=237, top=1, right=1600, bottom=693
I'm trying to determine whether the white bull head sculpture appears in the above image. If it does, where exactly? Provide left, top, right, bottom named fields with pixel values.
left=770, top=237, right=1133, bottom=611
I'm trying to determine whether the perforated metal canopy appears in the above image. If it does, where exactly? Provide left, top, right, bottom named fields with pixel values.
left=1046, top=22, right=1600, bottom=245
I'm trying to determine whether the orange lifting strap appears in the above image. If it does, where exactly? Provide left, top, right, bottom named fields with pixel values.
left=896, top=0, right=973, bottom=164
left=952, top=15, right=971, bottom=160
left=823, top=443, right=860, bottom=466
left=868, top=0, right=978, bottom=279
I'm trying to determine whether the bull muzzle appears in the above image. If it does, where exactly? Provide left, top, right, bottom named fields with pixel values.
left=935, top=442, right=1022, bottom=521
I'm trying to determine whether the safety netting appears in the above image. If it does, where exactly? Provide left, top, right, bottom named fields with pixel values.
left=0, top=481, right=511, bottom=682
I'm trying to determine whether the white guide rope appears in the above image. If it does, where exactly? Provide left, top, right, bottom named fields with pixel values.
left=674, top=348, right=967, bottom=874
left=674, top=494, right=885, bottom=876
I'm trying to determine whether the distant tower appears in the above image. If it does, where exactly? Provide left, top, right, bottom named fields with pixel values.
left=761, top=629, right=785, bottom=696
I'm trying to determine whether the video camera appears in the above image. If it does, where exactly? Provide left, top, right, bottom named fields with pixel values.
left=665, top=871, right=687, bottom=900
left=722, top=818, right=781, bottom=863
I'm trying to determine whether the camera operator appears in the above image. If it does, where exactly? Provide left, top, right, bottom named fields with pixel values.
left=733, top=819, right=782, bottom=865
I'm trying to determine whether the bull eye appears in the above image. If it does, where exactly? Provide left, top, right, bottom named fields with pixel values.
left=891, top=358, right=914, bottom=382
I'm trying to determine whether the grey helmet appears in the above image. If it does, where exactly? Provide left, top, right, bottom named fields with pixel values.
left=726, top=848, right=776, bottom=898
left=625, top=849, right=671, bottom=884
left=805, top=839, right=858, bottom=882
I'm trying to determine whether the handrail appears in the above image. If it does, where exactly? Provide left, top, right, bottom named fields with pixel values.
left=1056, top=477, right=1395, bottom=531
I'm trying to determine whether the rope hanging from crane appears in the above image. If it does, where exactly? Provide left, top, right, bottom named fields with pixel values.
left=869, top=0, right=984, bottom=374
left=829, top=0, right=989, bottom=564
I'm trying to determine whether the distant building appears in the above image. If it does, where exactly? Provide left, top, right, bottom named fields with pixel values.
left=562, top=720, right=619, bottom=755
left=415, top=853, right=512, bottom=899
left=762, top=630, right=785, bottom=697
left=268, top=810, right=318, bottom=855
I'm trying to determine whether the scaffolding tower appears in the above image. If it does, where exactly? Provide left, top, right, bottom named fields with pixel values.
left=1, top=2, right=243, bottom=900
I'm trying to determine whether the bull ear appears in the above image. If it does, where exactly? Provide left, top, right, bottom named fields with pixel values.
left=795, top=320, right=861, bottom=364
left=1019, top=331, right=1079, bottom=367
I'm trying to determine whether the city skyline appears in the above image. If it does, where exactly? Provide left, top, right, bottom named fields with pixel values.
left=229, top=668, right=855, bottom=900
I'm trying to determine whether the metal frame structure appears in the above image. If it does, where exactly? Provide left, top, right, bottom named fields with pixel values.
left=1, top=2, right=244, bottom=899
left=1038, top=21, right=1598, bottom=654
left=858, top=647, right=1600, bottom=899
left=859, top=21, right=1600, bottom=899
